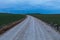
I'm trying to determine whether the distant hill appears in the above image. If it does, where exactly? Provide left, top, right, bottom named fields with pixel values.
left=25, top=13, right=41, bottom=15
left=0, top=13, right=13, bottom=14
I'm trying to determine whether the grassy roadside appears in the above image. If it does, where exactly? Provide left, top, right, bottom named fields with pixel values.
left=0, top=13, right=26, bottom=34
left=0, top=13, right=26, bottom=28
left=32, top=14, right=60, bottom=25
left=31, top=14, right=60, bottom=32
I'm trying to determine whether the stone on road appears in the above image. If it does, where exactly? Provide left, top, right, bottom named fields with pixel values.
left=0, top=15, right=60, bottom=40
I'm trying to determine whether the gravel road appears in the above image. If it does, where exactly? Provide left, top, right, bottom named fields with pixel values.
left=0, top=15, right=60, bottom=40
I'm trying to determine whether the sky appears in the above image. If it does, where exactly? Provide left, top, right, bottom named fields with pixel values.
left=0, top=0, right=60, bottom=14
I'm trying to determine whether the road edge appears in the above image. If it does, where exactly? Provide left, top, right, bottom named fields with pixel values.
left=0, top=16, right=27, bottom=34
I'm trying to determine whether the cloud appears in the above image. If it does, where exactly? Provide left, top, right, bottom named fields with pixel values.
left=28, top=0, right=60, bottom=10
left=0, top=0, right=60, bottom=13
left=41, top=0, right=60, bottom=9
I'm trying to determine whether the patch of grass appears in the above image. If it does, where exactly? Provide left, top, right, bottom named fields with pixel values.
left=32, top=14, right=60, bottom=26
left=0, top=13, right=26, bottom=28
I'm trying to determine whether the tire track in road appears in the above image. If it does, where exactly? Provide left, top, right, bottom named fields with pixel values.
left=22, top=17, right=36, bottom=40
left=11, top=16, right=32, bottom=40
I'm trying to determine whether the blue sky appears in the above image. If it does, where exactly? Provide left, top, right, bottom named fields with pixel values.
left=0, top=0, right=60, bottom=14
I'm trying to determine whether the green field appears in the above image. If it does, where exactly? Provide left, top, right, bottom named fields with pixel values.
left=0, top=13, right=26, bottom=28
left=32, top=14, right=60, bottom=26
